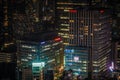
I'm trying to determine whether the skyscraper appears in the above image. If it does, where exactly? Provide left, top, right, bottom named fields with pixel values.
left=0, top=0, right=17, bottom=80
left=56, top=0, right=111, bottom=79
left=39, top=0, right=55, bottom=31
left=13, top=0, right=56, bottom=39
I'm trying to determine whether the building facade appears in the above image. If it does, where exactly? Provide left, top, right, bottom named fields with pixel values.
left=56, top=1, right=111, bottom=78
left=17, top=32, right=64, bottom=80
left=0, top=0, right=17, bottom=80
left=64, top=46, right=88, bottom=78
left=116, top=42, right=120, bottom=70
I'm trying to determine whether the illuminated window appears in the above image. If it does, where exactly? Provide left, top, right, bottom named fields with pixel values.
left=93, top=61, right=98, bottom=63
left=82, top=67, right=87, bottom=69
left=63, top=36, right=69, bottom=38
left=4, top=33, right=8, bottom=35
left=69, top=20, right=74, bottom=23
left=93, top=70, right=98, bottom=72
left=60, top=17, right=69, bottom=19
left=64, top=9, right=69, bottom=12
left=4, top=21, right=8, bottom=26
left=63, top=43, right=69, bottom=45
left=83, top=61, right=87, bottom=63
left=32, top=49, right=36, bottom=52
left=74, top=56, right=79, bottom=62
left=90, top=33, right=93, bottom=36
left=93, top=64, right=98, bottom=67
left=83, top=70, right=87, bottom=72
left=60, top=28, right=69, bottom=31
left=61, top=24, right=69, bottom=26
left=81, top=20, right=84, bottom=23
left=79, top=28, right=83, bottom=30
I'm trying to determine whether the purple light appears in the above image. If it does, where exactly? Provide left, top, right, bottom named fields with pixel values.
left=111, top=62, right=114, bottom=69
left=109, top=66, right=113, bottom=72
left=109, top=62, right=114, bottom=72
left=41, top=42, right=45, bottom=44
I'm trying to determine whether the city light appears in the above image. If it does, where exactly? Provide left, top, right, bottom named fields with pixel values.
left=40, top=41, right=45, bottom=44
left=100, top=10, right=105, bottom=13
left=69, top=10, right=77, bottom=13
left=0, top=0, right=119, bottom=80
left=54, top=37, right=61, bottom=41
left=32, top=62, right=45, bottom=67
left=109, top=62, right=114, bottom=72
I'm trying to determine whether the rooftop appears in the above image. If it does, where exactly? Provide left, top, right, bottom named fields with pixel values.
left=20, top=31, right=59, bottom=42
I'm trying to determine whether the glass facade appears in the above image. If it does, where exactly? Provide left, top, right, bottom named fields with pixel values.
left=56, top=0, right=111, bottom=78
left=64, top=46, right=88, bottom=77
left=17, top=37, right=63, bottom=80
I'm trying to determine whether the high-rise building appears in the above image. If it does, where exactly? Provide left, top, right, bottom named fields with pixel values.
left=64, top=46, right=88, bottom=78
left=113, top=41, right=120, bottom=70
left=55, top=0, right=90, bottom=45
left=17, top=32, right=64, bottom=80
left=111, top=0, right=120, bottom=41
left=13, top=0, right=56, bottom=39
left=0, top=0, right=14, bottom=49
left=12, top=0, right=40, bottom=38
left=56, top=0, right=111, bottom=79
left=39, top=0, right=55, bottom=31
left=0, top=0, right=17, bottom=80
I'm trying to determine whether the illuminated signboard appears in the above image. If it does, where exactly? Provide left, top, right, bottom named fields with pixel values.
left=32, top=62, right=45, bottom=74
left=32, top=62, right=45, bottom=67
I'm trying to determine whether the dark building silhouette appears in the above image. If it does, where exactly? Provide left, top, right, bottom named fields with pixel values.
left=0, top=0, right=17, bottom=80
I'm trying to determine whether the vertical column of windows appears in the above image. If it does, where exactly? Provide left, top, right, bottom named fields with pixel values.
left=81, top=11, right=83, bottom=46
left=84, top=10, right=87, bottom=46
left=81, top=10, right=83, bottom=46
left=78, top=11, right=80, bottom=46
left=69, top=11, right=72, bottom=45
left=84, top=11, right=86, bottom=46
left=75, top=11, right=77, bottom=46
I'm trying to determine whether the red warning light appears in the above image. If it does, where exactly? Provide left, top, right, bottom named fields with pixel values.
left=69, top=10, right=77, bottom=13
left=54, top=37, right=61, bottom=41
left=100, top=10, right=104, bottom=13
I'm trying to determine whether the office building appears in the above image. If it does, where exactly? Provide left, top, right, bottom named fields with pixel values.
left=56, top=0, right=90, bottom=45
left=56, top=1, right=111, bottom=78
left=17, top=32, right=63, bottom=80
left=13, top=0, right=56, bottom=39
left=0, top=52, right=16, bottom=80
left=115, top=42, right=120, bottom=70
left=12, top=0, right=40, bottom=38
left=0, top=0, right=17, bottom=80
left=64, top=46, right=88, bottom=78
left=39, top=0, right=56, bottom=31
left=22, top=68, right=33, bottom=80
left=0, top=0, right=14, bottom=49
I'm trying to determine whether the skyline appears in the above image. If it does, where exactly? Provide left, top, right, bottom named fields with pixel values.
left=0, top=0, right=120, bottom=80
